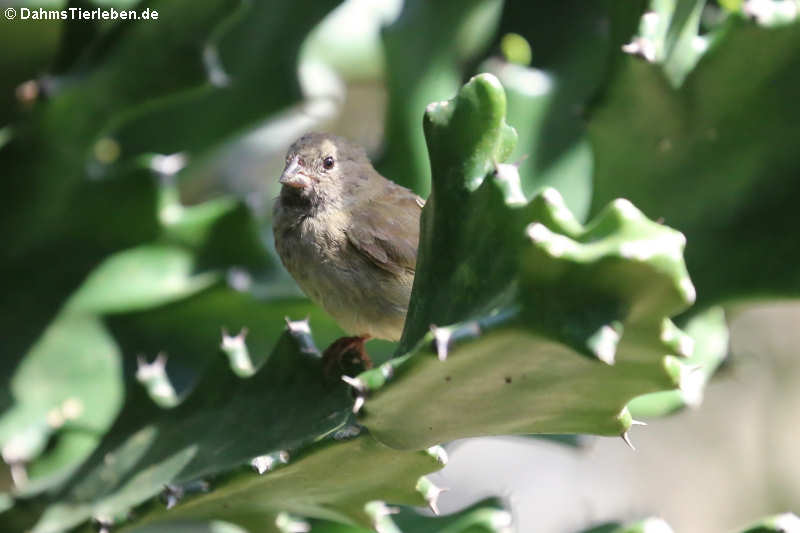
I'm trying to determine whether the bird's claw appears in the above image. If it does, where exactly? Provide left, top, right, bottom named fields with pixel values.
left=322, top=335, right=373, bottom=379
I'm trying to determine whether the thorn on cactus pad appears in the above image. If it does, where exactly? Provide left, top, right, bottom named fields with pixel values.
left=365, top=501, right=400, bottom=533
left=8, top=462, right=28, bottom=488
left=221, top=327, right=254, bottom=376
left=380, top=362, right=394, bottom=380
left=160, top=484, right=184, bottom=509
left=251, top=456, right=272, bottom=475
left=416, top=477, right=448, bottom=515
left=136, top=352, right=167, bottom=379
left=91, top=516, right=113, bottom=533
left=226, top=267, right=253, bottom=292
left=341, top=375, right=368, bottom=414
left=136, top=353, right=178, bottom=407
left=160, top=480, right=210, bottom=509
left=353, top=395, right=365, bottom=414
left=341, top=375, right=366, bottom=393
left=275, top=512, right=311, bottom=533
left=621, top=37, right=657, bottom=62
left=621, top=431, right=636, bottom=451
left=220, top=327, right=249, bottom=346
left=431, top=322, right=482, bottom=361
left=366, top=501, right=400, bottom=519
left=284, top=317, right=319, bottom=356
left=427, top=487, right=448, bottom=515
left=430, top=325, right=452, bottom=361
left=150, top=152, right=188, bottom=176
left=284, top=317, right=311, bottom=334
left=426, top=445, right=449, bottom=465
left=251, top=451, right=290, bottom=475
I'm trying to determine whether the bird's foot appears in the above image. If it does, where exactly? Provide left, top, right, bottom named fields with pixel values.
left=322, top=335, right=373, bottom=378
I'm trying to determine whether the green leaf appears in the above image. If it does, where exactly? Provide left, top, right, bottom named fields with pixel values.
left=105, top=285, right=362, bottom=382
left=423, top=74, right=517, bottom=195
left=2, top=0, right=241, bottom=248
left=0, top=180, right=287, bottom=497
left=0, top=0, right=309, bottom=406
left=397, top=73, right=519, bottom=353
left=0, top=0, right=254, bottom=414
left=119, top=433, right=442, bottom=533
left=350, top=74, right=697, bottom=450
left=156, top=184, right=275, bottom=275
left=65, top=245, right=219, bottom=314
left=483, top=58, right=593, bottom=220
left=628, top=306, right=729, bottom=417
left=111, top=0, right=341, bottom=159
left=25, top=325, right=353, bottom=533
left=379, top=0, right=505, bottom=195
left=0, top=314, right=122, bottom=495
left=487, top=1, right=649, bottom=221
left=590, top=17, right=800, bottom=304
left=0, top=169, right=160, bottom=411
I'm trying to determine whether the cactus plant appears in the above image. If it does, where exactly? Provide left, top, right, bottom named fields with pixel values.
left=379, top=0, right=505, bottom=196
left=590, top=9, right=800, bottom=304
left=350, top=74, right=696, bottom=449
left=1, top=1, right=799, bottom=532
left=1, top=72, right=700, bottom=533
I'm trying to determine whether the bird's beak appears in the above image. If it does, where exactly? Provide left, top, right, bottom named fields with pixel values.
left=280, top=156, right=311, bottom=190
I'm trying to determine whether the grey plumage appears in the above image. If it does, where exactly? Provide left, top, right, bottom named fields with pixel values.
left=272, top=133, right=423, bottom=341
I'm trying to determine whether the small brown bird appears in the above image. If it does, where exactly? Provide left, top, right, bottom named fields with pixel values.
left=272, top=132, right=423, bottom=372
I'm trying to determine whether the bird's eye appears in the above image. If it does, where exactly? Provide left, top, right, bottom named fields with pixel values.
left=322, top=156, right=334, bottom=170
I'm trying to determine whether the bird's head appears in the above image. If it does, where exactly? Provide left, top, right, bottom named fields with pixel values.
left=279, top=132, right=373, bottom=207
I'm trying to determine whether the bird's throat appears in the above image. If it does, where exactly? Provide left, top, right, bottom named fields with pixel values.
left=280, top=185, right=318, bottom=212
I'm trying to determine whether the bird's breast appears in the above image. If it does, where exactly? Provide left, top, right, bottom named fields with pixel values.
left=273, top=205, right=409, bottom=341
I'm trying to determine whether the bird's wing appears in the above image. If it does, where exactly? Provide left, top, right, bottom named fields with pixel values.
left=345, top=184, right=423, bottom=275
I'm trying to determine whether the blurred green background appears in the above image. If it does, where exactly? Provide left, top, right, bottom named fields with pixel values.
left=1, top=0, right=799, bottom=531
